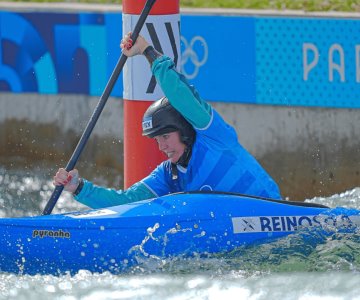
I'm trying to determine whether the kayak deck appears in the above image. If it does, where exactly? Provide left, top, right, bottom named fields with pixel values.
left=0, top=192, right=359, bottom=275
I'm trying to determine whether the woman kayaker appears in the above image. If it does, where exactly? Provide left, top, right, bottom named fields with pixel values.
left=53, top=34, right=282, bottom=208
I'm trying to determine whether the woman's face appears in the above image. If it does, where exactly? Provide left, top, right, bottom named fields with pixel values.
left=154, top=131, right=186, bottom=163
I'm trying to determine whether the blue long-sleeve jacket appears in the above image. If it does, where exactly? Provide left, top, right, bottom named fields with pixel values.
left=75, top=56, right=281, bottom=208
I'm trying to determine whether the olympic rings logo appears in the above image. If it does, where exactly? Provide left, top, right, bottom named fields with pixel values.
left=180, top=36, right=208, bottom=79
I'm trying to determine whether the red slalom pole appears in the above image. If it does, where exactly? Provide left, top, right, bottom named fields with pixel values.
left=122, top=0, right=180, bottom=188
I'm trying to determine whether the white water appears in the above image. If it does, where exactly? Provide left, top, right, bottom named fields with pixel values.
left=2, top=271, right=360, bottom=300
left=1, top=166, right=360, bottom=300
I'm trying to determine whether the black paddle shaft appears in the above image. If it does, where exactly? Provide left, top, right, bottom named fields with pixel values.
left=42, top=0, right=157, bottom=215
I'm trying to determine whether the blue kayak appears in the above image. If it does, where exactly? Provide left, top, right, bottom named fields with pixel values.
left=0, top=191, right=359, bottom=275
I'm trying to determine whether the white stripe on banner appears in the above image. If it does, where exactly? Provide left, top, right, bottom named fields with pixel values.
left=232, top=214, right=360, bottom=234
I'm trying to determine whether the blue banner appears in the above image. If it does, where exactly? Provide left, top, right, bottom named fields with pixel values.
left=181, top=15, right=256, bottom=104
left=255, top=17, right=360, bottom=108
left=1, top=11, right=359, bottom=108
left=0, top=11, right=123, bottom=96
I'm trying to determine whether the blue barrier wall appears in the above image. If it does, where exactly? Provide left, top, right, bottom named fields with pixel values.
left=1, top=11, right=359, bottom=108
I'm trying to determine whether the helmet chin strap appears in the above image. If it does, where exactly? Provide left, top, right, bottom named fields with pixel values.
left=171, top=146, right=192, bottom=181
left=176, top=145, right=192, bottom=168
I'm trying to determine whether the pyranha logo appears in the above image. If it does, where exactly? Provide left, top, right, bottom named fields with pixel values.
left=32, top=229, right=71, bottom=239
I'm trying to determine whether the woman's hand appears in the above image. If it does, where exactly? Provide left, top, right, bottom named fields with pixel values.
left=120, top=32, right=149, bottom=57
left=53, top=168, right=80, bottom=193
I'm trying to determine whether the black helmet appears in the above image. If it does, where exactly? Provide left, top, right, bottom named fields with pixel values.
left=142, top=97, right=195, bottom=146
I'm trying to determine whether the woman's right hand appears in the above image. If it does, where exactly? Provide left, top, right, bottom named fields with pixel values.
left=53, top=168, right=80, bottom=193
left=120, top=32, right=149, bottom=57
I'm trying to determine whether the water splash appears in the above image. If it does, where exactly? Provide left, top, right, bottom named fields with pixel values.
left=306, top=187, right=360, bottom=210
left=0, top=166, right=87, bottom=217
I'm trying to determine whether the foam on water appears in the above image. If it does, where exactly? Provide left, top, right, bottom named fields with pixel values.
left=1, top=166, right=360, bottom=299
left=1, top=271, right=360, bottom=300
